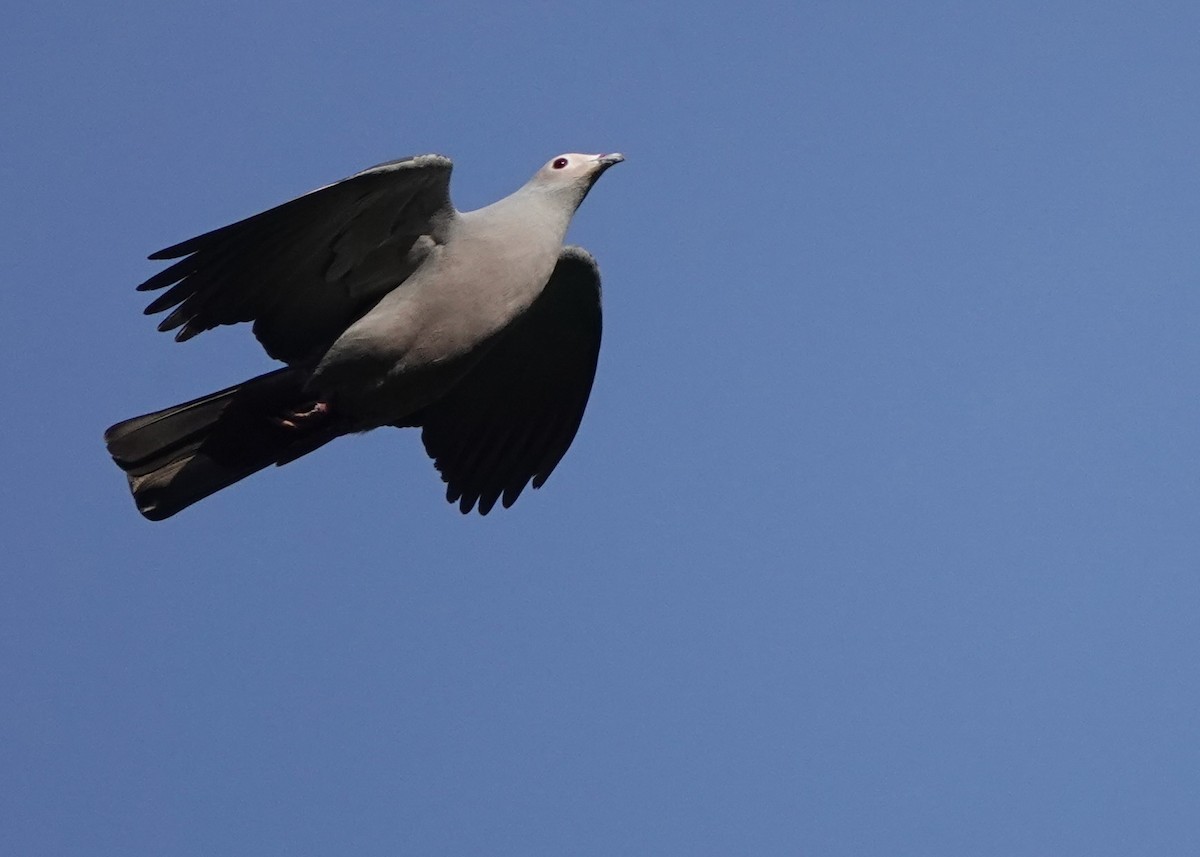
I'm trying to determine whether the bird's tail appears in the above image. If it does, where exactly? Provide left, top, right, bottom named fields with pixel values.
left=104, top=367, right=344, bottom=520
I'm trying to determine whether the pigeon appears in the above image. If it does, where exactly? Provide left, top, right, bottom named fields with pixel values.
left=104, top=151, right=624, bottom=520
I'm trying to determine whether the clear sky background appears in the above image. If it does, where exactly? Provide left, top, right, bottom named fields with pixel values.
left=4, top=2, right=1200, bottom=855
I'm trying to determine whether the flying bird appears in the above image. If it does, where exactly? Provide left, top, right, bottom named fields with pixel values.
left=104, top=151, right=624, bottom=519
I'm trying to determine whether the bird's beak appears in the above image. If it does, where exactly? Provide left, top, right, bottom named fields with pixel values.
left=593, top=152, right=625, bottom=173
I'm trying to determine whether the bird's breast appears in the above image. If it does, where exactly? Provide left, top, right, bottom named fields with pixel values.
left=310, top=228, right=559, bottom=426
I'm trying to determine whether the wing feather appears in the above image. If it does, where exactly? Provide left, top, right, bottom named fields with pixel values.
left=415, top=246, right=604, bottom=515
left=136, top=154, right=455, bottom=363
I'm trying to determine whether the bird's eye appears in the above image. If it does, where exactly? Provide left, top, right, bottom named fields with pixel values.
left=552, top=157, right=569, bottom=169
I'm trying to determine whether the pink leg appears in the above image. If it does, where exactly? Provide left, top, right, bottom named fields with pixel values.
left=273, top=400, right=331, bottom=430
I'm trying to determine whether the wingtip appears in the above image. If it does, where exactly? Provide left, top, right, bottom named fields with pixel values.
left=148, top=246, right=184, bottom=261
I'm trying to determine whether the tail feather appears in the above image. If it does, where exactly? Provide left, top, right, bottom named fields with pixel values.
left=104, top=368, right=343, bottom=520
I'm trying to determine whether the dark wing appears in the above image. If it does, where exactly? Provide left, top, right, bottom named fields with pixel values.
left=137, top=154, right=455, bottom=364
left=414, top=246, right=604, bottom=515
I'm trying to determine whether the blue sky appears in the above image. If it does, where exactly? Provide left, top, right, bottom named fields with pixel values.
left=4, top=1, right=1200, bottom=854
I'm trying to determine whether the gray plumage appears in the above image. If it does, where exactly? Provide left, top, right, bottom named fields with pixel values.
left=105, top=151, right=623, bottom=519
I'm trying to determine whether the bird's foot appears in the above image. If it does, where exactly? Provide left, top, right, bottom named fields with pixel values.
left=274, top=400, right=332, bottom=430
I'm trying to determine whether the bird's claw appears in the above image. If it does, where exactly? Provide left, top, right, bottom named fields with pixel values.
left=273, top=400, right=331, bottom=430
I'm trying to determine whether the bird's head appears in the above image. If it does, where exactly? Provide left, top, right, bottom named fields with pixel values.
left=528, top=152, right=624, bottom=208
